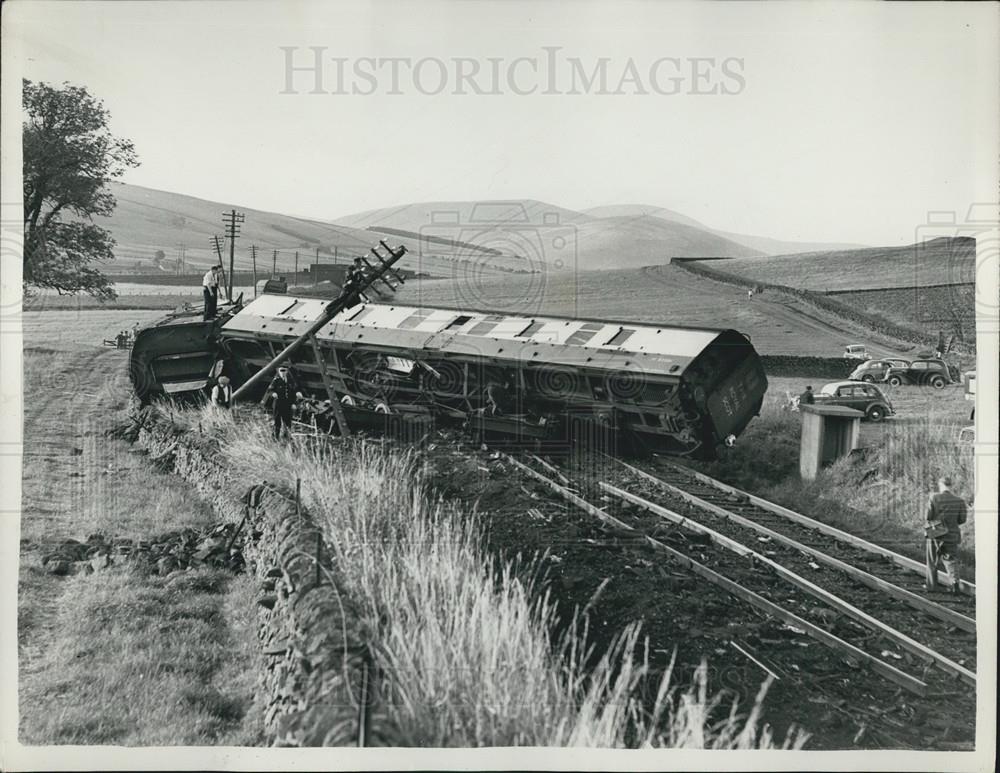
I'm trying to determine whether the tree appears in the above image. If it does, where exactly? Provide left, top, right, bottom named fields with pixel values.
left=22, top=80, right=139, bottom=300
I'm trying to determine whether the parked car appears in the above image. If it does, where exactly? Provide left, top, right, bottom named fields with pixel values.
left=848, top=358, right=910, bottom=383
left=843, top=344, right=871, bottom=361
left=815, top=381, right=895, bottom=421
left=884, top=358, right=955, bottom=389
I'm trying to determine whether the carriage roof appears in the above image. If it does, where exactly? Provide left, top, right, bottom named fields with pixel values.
left=222, top=295, right=732, bottom=377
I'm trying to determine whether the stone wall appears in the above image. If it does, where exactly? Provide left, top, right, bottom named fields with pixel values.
left=760, top=355, right=858, bottom=380
left=671, top=258, right=959, bottom=351
left=130, top=408, right=384, bottom=746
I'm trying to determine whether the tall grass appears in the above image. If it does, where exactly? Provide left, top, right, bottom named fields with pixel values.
left=189, top=405, right=803, bottom=748
left=698, top=397, right=976, bottom=564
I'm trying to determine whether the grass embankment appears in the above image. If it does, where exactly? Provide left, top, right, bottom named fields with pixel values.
left=167, top=404, right=804, bottom=748
left=19, top=344, right=263, bottom=745
left=693, top=382, right=975, bottom=565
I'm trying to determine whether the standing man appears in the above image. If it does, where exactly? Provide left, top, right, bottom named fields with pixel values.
left=265, top=365, right=303, bottom=440
left=925, top=476, right=968, bottom=594
left=202, top=264, right=222, bottom=320
left=799, top=385, right=815, bottom=406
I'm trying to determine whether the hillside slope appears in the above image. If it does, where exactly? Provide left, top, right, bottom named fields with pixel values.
left=335, top=200, right=764, bottom=270
left=583, top=204, right=864, bottom=255
left=707, top=238, right=976, bottom=291
left=391, top=264, right=910, bottom=358
left=90, top=184, right=524, bottom=277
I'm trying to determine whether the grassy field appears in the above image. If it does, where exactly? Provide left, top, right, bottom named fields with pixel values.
left=19, top=312, right=262, bottom=744
left=393, top=265, right=914, bottom=358
left=830, top=284, right=976, bottom=342
left=693, top=376, right=976, bottom=565
left=703, top=238, right=975, bottom=292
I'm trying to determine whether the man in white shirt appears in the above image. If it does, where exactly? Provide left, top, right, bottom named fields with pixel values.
left=202, top=265, right=222, bottom=320
left=211, top=375, right=232, bottom=408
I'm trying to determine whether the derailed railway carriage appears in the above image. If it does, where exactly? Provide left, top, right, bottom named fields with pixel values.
left=132, top=293, right=767, bottom=458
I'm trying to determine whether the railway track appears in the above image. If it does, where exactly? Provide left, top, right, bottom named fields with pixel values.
left=506, top=451, right=977, bottom=718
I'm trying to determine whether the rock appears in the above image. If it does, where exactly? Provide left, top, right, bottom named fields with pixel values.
left=47, top=560, right=71, bottom=576
left=257, top=594, right=278, bottom=610
left=90, top=553, right=111, bottom=572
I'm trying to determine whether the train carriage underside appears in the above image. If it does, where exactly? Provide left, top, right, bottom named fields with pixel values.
left=131, top=295, right=767, bottom=459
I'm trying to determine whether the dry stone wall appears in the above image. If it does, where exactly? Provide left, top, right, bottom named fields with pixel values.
left=671, top=258, right=956, bottom=351
left=130, top=408, right=385, bottom=746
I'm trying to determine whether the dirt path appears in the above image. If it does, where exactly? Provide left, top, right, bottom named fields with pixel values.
left=19, top=310, right=262, bottom=745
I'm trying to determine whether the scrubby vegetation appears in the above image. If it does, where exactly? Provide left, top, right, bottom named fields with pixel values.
left=695, top=383, right=976, bottom=565
left=169, top=404, right=805, bottom=748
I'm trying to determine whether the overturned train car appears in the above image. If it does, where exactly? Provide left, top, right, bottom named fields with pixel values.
left=131, top=295, right=767, bottom=458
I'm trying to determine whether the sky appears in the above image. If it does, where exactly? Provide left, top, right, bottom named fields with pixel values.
left=3, top=0, right=998, bottom=246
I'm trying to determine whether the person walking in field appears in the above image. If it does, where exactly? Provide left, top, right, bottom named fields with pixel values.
left=925, top=476, right=967, bottom=594
left=202, top=265, right=222, bottom=320
left=211, top=375, right=233, bottom=408
left=264, top=365, right=303, bottom=440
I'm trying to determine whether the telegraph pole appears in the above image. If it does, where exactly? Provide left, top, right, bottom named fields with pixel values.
left=272, top=249, right=278, bottom=278
left=222, top=209, right=245, bottom=301
left=294, top=251, right=299, bottom=282
left=251, top=245, right=258, bottom=296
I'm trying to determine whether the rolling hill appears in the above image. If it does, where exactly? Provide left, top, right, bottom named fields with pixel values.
left=702, top=238, right=976, bottom=292
left=333, top=199, right=765, bottom=270
left=89, top=183, right=526, bottom=278
left=582, top=204, right=865, bottom=255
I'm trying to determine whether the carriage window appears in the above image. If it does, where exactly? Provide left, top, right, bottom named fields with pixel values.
left=398, top=308, right=434, bottom=329
left=604, top=328, right=635, bottom=347
left=516, top=321, right=544, bottom=338
left=277, top=300, right=307, bottom=316
left=446, top=315, right=474, bottom=330
left=468, top=315, right=505, bottom=336
left=347, top=306, right=374, bottom=322
left=566, top=322, right=603, bottom=345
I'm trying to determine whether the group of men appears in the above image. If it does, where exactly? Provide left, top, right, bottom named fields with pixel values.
left=209, top=365, right=302, bottom=440
left=113, top=324, right=139, bottom=349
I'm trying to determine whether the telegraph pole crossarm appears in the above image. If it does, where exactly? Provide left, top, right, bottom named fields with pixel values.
left=230, top=243, right=408, bottom=404
left=222, top=209, right=246, bottom=302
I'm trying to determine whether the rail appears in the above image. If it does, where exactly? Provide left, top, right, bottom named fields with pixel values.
left=601, top=481, right=975, bottom=686
left=654, top=456, right=975, bottom=595
left=505, top=455, right=930, bottom=697
left=621, top=460, right=975, bottom=633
